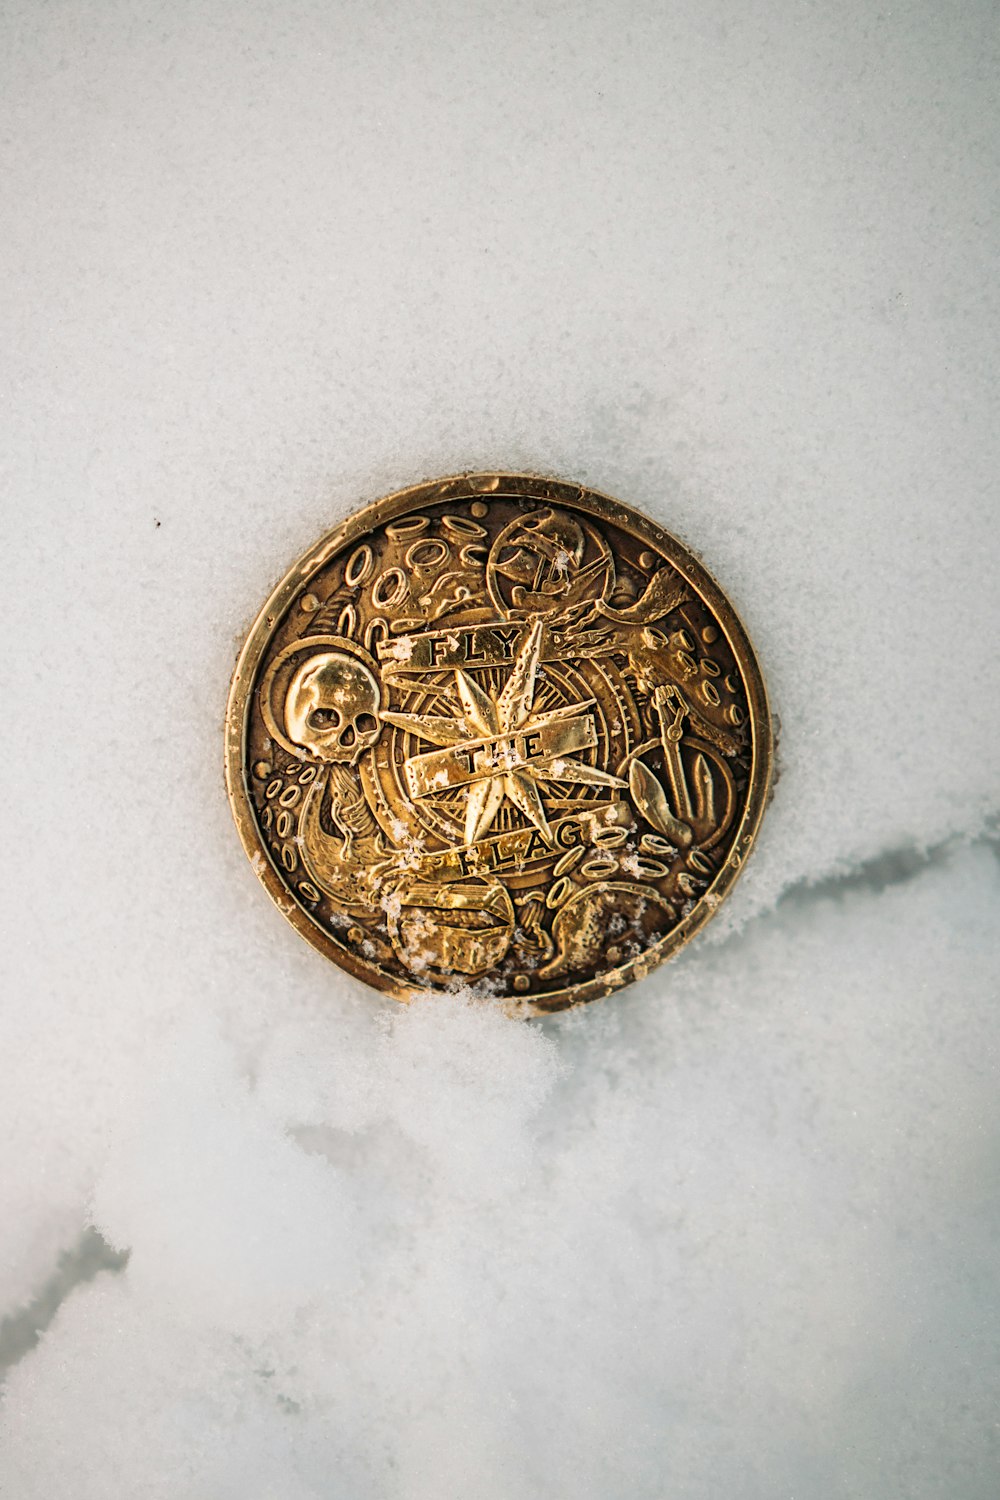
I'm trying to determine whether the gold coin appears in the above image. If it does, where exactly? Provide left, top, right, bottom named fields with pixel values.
left=225, top=473, right=772, bottom=1015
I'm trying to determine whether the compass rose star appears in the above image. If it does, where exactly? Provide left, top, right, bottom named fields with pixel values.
left=381, top=619, right=626, bottom=846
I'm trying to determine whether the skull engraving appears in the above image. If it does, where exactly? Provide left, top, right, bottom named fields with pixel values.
left=284, top=651, right=382, bottom=764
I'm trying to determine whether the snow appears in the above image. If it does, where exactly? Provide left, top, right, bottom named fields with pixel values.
left=1, top=0, right=998, bottom=1494
left=3, top=852, right=999, bottom=1497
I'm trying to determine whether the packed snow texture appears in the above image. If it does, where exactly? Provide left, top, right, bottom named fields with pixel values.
left=1, top=2, right=998, bottom=1496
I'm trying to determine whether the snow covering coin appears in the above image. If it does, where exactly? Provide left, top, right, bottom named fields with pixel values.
left=225, top=474, right=773, bottom=1013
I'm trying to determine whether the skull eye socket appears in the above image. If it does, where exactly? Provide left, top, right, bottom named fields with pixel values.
left=355, top=713, right=378, bottom=735
left=309, top=708, right=341, bottom=731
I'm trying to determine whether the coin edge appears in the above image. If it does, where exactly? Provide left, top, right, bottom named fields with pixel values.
left=223, top=472, right=774, bottom=1016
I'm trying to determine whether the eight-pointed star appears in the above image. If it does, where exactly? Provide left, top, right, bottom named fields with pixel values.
left=381, top=620, right=626, bottom=845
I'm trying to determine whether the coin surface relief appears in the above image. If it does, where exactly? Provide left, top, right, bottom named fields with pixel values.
left=225, top=474, right=772, bottom=1014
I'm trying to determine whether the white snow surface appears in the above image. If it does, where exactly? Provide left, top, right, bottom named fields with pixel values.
left=1, top=2, right=998, bottom=1495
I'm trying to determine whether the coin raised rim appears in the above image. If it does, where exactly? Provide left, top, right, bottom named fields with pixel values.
left=224, top=472, right=773, bottom=1015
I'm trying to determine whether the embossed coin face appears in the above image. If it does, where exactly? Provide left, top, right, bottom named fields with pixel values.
left=226, top=474, right=772, bottom=1014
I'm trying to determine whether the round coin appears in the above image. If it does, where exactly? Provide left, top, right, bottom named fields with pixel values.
left=225, top=473, right=772, bottom=1014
